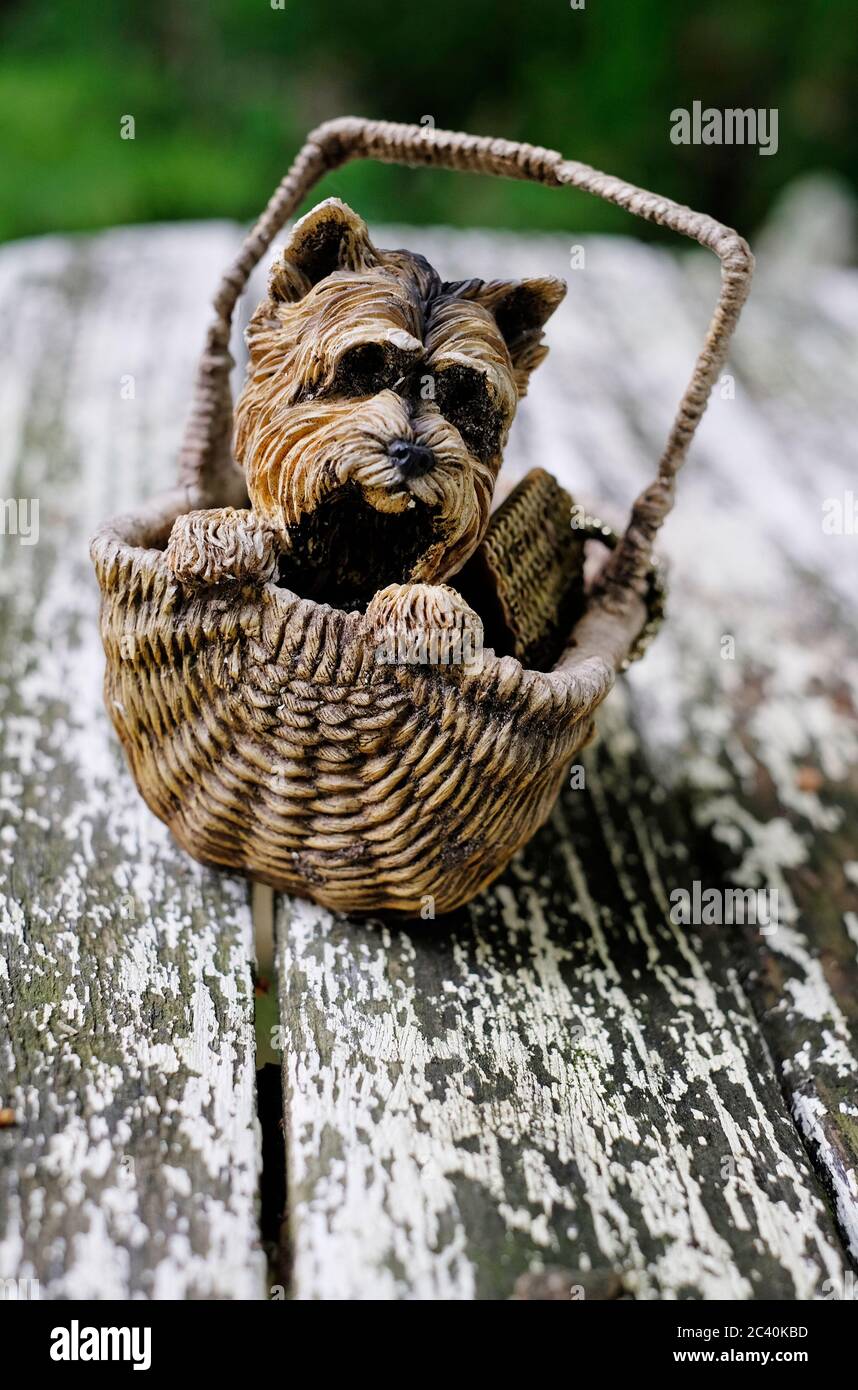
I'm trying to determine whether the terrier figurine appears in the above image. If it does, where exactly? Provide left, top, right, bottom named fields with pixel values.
left=230, top=197, right=566, bottom=608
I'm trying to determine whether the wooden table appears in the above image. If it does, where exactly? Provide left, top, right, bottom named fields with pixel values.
left=1, top=219, right=856, bottom=1300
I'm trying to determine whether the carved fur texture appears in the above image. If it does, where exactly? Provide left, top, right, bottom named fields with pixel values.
left=233, top=198, right=565, bottom=609
left=364, top=581, right=485, bottom=674
left=166, top=507, right=278, bottom=585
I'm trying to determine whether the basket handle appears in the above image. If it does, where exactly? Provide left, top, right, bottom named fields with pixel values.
left=179, top=116, right=753, bottom=599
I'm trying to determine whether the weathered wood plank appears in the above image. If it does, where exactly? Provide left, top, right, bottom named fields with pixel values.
left=581, top=234, right=858, bottom=1260
left=276, top=713, right=850, bottom=1299
left=274, top=220, right=857, bottom=1297
left=454, top=219, right=858, bottom=1264
left=0, top=229, right=265, bottom=1298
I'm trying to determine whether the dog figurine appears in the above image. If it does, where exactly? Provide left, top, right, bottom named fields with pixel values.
left=227, top=197, right=566, bottom=609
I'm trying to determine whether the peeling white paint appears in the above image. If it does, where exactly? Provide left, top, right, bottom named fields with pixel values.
left=0, top=230, right=265, bottom=1301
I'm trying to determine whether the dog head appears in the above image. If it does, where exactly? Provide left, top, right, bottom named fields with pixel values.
left=233, top=198, right=565, bottom=608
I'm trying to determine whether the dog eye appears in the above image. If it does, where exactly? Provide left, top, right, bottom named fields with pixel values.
left=435, top=367, right=500, bottom=456
left=338, top=343, right=389, bottom=395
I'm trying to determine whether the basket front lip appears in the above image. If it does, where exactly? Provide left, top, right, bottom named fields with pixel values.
left=90, top=488, right=632, bottom=722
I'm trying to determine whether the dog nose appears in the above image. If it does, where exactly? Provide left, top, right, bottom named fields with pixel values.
left=388, top=439, right=434, bottom=480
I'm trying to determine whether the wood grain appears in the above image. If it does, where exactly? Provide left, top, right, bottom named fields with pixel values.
left=588, top=238, right=858, bottom=1263
left=276, top=717, right=850, bottom=1299
left=475, top=220, right=858, bottom=1271
left=0, top=230, right=265, bottom=1298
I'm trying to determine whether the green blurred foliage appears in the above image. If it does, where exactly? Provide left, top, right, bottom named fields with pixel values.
left=0, top=0, right=854, bottom=242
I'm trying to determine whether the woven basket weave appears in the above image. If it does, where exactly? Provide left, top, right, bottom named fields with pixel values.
left=91, top=118, right=753, bottom=915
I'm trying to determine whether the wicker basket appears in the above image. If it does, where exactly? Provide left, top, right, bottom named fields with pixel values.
left=91, top=119, right=752, bottom=915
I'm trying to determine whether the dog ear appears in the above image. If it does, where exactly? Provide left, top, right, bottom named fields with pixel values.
left=270, top=198, right=379, bottom=301
left=448, top=276, right=566, bottom=396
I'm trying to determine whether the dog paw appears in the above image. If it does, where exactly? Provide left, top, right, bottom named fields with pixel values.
left=166, top=508, right=278, bottom=586
left=363, top=582, right=484, bottom=673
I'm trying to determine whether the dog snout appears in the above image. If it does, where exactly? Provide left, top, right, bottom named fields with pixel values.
left=388, top=439, right=435, bottom=480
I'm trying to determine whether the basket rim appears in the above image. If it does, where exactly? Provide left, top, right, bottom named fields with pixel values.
left=90, top=483, right=648, bottom=722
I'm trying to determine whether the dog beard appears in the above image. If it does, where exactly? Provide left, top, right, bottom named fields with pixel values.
left=236, top=389, right=497, bottom=609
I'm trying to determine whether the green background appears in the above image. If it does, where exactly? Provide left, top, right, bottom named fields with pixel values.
left=1, top=0, right=854, bottom=242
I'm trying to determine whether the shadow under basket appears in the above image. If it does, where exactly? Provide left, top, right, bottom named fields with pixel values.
left=90, top=118, right=753, bottom=916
